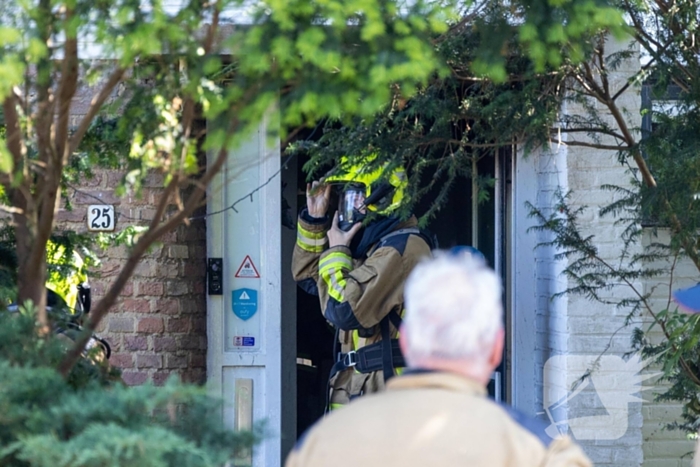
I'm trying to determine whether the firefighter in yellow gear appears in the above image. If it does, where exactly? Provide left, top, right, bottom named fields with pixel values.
left=45, top=240, right=90, bottom=313
left=291, top=155, right=432, bottom=407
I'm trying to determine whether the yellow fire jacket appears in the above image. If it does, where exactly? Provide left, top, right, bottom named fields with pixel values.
left=292, top=209, right=432, bottom=403
left=285, top=371, right=593, bottom=467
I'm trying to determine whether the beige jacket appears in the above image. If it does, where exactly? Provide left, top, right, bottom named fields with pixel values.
left=285, top=371, right=592, bottom=467
left=292, top=210, right=431, bottom=403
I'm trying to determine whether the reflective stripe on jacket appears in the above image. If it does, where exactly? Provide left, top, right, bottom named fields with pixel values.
left=291, top=209, right=431, bottom=399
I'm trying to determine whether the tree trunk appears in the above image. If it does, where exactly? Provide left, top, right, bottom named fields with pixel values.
left=13, top=207, right=48, bottom=331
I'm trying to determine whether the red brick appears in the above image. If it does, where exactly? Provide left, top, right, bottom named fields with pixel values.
left=110, top=246, right=132, bottom=259
left=190, top=245, right=206, bottom=258
left=153, top=336, right=177, bottom=352
left=166, top=355, right=188, bottom=369
left=157, top=263, right=180, bottom=279
left=179, top=299, right=203, bottom=314
left=126, top=188, right=153, bottom=206
left=136, top=354, right=162, bottom=369
left=110, top=353, right=134, bottom=369
left=106, top=171, right=123, bottom=186
left=56, top=210, right=85, bottom=222
left=124, top=335, right=148, bottom=351
left=137, top=317, right=163, bottom=333
left=165, top=280, right=189, bottom=296
left=119, top=282, right=134, bottom=297
left=134, top=261, right=157, bottom=278
left=192, top=281, right=205, bottom=294
left=181, top=368, right=206, bottom=384
left=121, top=371, right=148, bottom=386
left=99, top=259, right=122, bottom=278
left=90, top=282, right=106, bottom=296
left=73, top=190, right=120, bottom=205
left=152, top=371, right=174, bottom=386
left=153, top=299, right=178, bottom=315
left=166, top=317, right=190, bottom=333
left=121, top=299, right=151, bottom=314
left=190, top=353, right=206, bottom=368
left=180, top=336, right=200, bottom=350
left=192, top=317, right=206, bottom=333
left=138, top=207, right=157, bottom=221
left=109, top=317, right=134, bottom=333
left=183, top=262, right=203, bottom=277
left=137, top=282, right=163, bottom=297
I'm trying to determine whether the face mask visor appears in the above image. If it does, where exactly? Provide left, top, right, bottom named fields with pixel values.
left=337, top=185, right=366, bottom=231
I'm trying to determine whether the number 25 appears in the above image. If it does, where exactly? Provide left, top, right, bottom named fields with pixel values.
left=91, top=208, right=112, bottom=229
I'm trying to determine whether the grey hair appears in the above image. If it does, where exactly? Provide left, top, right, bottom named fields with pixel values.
left=402, top=250, right=503, bottom=365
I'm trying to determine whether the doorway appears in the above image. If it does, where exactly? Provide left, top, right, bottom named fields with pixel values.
left=280, top=147, right=513, bottom=447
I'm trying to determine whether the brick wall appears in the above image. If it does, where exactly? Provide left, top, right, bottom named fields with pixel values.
left=57, top=169, right=208, bottom=386
left=58, top=76, right=208, bottom=386
left=563, top=40, right=645, bottom=465
left=641, top=229, right=695, bottom=466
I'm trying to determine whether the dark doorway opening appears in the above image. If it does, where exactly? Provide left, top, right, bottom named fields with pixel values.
left=285, top=148, right=511, bottom=439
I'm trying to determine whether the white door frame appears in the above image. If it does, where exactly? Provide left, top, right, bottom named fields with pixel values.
left=207, top=116, right=283, bottom=466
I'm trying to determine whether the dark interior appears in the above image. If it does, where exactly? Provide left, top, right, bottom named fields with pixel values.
left=293, top=151, right=505, bottom=437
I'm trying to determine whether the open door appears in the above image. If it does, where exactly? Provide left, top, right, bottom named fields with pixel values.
left=283, top=147, right=513, bottom=443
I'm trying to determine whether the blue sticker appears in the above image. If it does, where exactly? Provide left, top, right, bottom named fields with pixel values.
left=234, top=336, right=256, bottom=347
left=232, top=288, right=258, bottom=321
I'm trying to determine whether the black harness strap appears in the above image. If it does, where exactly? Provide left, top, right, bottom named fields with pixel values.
left=325, top=328, right=341, bottom=414
left=328, top=307, right=405, bottom=382
left=379, top=314, right=395, bottom=381
left=387, top=307, right=403, bottom=330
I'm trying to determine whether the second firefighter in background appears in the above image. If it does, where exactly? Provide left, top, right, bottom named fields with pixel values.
left=291, top=156, right=432, bottom=407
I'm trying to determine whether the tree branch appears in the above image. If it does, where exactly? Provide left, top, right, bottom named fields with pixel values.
left=2, top=95, right=25, bottom=172
left=59, top=0, right=229, bottom=376
left=68, top=67, right=126, bottom=156
left=593, top=251, right=700, bottom=386
left=556, top=127, right=627, bottom=141
left=58, top=138, right=233, bottom=377
left=551, top=140, right=630, bottom=151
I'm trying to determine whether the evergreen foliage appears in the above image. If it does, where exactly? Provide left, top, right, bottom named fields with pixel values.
left=295, top=5, right=569, bottom=224
left=297, top=0, right=700, bottom=438
left=523, top=0, right=700, bottom=435
left=0, top=308, right=257, bottom=467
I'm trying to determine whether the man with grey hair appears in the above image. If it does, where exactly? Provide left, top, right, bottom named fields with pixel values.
left=285, top=249, right=592, bottom=467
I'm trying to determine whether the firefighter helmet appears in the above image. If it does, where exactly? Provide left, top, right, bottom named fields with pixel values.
left=324, top=156, right=407, bottom=231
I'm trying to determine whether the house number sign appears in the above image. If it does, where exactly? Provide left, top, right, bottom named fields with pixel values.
left=87, top=205, right=116, bottom=232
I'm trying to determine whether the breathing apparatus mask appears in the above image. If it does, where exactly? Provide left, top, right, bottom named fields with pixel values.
left=337, top=184, right=367, bottom=232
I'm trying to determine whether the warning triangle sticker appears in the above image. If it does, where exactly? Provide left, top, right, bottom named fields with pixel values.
left=239, top=291, right=250, bottom=300
left=235, top=255, right=260, bottom=278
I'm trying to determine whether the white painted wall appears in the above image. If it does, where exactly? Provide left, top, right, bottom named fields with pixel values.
left=512, top=37, right=651, bottom=466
